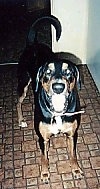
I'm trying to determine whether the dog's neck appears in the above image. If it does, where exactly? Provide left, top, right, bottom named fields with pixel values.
left=38, top=88, right=79, bottom=123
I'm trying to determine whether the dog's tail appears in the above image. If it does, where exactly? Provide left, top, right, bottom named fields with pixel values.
left=27, top=15, right=61, bottom=44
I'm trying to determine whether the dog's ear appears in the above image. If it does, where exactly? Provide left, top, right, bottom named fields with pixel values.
left=75, top=66, right=81, bottom=90
left=35, top=66, right=43, bottom=92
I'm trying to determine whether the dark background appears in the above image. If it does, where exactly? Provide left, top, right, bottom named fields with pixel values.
left=0, top=0, right=50, bottom=63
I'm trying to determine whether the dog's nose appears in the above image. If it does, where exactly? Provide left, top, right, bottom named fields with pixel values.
left=52, top=83, right=65, bottom=94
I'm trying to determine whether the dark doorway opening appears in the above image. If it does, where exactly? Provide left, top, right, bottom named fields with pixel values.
left=0, top=0, right=51, bottom=64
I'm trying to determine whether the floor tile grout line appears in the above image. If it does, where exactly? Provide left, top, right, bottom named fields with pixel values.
left=0, top=65, right=100, bottom=189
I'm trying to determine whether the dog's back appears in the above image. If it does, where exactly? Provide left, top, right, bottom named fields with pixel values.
left=17, top=15, right=62, bottom=94
left=17, top=15, right=62, bottom=125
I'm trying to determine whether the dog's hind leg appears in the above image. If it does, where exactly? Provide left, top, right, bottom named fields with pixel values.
left=17, top=78, right=31, bottom=127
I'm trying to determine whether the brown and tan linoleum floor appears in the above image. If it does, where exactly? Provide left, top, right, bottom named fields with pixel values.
left=0, top=64, right=100, bottom=189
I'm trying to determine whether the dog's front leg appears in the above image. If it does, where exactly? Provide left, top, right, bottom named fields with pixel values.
left=67, top=134, right=83, bottom=179
left=41, top=140, right=50, bottom=184
left=39, top=122, right=51, bottom=183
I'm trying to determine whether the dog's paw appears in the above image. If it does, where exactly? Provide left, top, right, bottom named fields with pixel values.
left=19, top=121, right=28, bottom=127
left=41, top=170, right=50, bottom=184
left=72, top=167, right=84, bottom=179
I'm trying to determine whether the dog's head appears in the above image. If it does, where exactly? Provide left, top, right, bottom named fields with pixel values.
left=36, top=59, right=81, bottom=113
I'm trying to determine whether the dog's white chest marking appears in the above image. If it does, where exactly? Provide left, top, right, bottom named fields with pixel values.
left=52, top=94, right=66, bottom=112
left=49, top=116, right=62, bottom=135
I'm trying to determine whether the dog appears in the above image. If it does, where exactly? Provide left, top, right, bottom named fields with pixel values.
left=17, top=15, right=84, bottom=183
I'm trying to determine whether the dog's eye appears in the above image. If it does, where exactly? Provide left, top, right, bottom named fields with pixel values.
left=46, top=69, right=51, bottom=74
left=62, top=69, right=70, bottom=76
left=46, top=69, right=54, bottom=76
left=43, top=69, right=53, bottom=82
left=62, top=69, right=74, bottom=82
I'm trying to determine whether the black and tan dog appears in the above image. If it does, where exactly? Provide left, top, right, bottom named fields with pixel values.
left=17, top=15, right=84, bottom=183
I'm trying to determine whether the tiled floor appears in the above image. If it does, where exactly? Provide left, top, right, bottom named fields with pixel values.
left=0, top=64, right=100, bottom=189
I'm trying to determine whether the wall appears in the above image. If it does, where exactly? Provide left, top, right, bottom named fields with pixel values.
left=51, top=0, right=100, bottom=91
left=86, top=0, right=100, bottom=91
left=51, top=0, right=88, bottom=63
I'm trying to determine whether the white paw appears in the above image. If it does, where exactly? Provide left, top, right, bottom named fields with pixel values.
left=72, top=168, right=84, bottom=179
left=41, top=170, right=50, bottom=184
left=19, top=121, right=28, bottom=127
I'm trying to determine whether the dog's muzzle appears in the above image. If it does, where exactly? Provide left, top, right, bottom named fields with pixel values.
left=52, top=83, right=65, bottom=94
left=49, top=80, right=68, bottom=113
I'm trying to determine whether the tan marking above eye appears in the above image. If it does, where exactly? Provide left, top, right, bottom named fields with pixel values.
left=62, top=63, right=68, bottom=70
left=48, top=63, right=55, bottom=71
